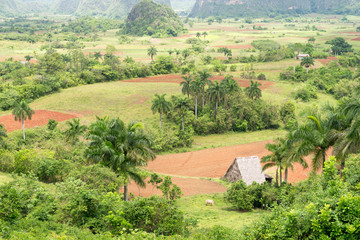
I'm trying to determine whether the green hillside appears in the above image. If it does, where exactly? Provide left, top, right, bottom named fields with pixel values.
left=190, top=0, right=360, bottom=18
left=124, top=0, right=185, bottom=37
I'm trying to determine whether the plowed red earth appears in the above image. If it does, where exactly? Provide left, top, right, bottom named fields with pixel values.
left=126, top=140, right=326, bottom=197
left=352, top=37, right=360, bottom=41
left=122, top=74, right=275, bottom=90
left=124, top=177, right=226, bottom=197
left=317, top=57, right=338, bottom=65
left=214, top=45, right=253, bottom=49
left=0, top=110, right=81, bottom=132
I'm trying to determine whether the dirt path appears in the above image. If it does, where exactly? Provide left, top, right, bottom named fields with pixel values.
left=0, top=110, right=81, bottom=132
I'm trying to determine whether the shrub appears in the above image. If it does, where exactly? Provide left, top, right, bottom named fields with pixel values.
left=122, top=196, right=191, bottom=236
left=257, top=73, right=266, bottom=80
left=292, top=84, right=318, bottom=102
left=225, top=180, right=254, bottom=211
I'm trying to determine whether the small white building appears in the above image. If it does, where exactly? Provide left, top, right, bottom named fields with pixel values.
left=296, top=54, right=310, bottom=60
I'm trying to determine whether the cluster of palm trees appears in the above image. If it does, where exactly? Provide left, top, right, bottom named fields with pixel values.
left=151, top=70, right=263, bottom=130
left=262, top=90, right=360, bottom=184
left=86, top=117, right=155, bottom=201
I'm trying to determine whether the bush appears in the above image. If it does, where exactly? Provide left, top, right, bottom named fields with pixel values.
left=68, top=165, right=123, bottom=193
left=225, top=180, right=254, bottom=211
left=122, top=196, right=191, bottom=236
left=292, top=84, right=318, bottom=102
left=257, top=73, right=266, bottom=80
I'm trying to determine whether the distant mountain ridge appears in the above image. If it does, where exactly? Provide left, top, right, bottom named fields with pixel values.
left=190, top=0, right=360, bottom=17
left=0, top=0, right=171, bottom=18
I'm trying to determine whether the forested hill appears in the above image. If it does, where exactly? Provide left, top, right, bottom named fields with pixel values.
left=189, top=0, right=360, bottom=18
left=0, top=0, right=171, bottom=18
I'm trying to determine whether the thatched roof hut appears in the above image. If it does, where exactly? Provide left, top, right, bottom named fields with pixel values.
left=224, top=156, right=266, bottom=185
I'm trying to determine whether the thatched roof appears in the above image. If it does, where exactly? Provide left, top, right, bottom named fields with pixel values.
left=224, top=156, right=266, bottom=185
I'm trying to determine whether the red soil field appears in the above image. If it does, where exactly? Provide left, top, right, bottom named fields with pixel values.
left=126, top=140, right=327, bottom=197
left=124, top=177, right=226, bottom=197
left=190, top=27, right=259, bottom=32
left=352, top=37, right=360, bottom=41
left=0, top=110, right=81, bottom=132
left=122, top=74, right=275, bottom=90
left=316, top=57, right=338, bottom=65
left=213, top=44, right=253, bottom=49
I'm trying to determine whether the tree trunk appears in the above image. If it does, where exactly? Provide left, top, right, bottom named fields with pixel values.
left=293, top=65, right=295, bottom=73
left=202, top=88, right=205, bottom=108
left=22, top=119, right=25, bottom=140
left=182, top=115, right=185, bottom=131
left=276, top=168, right=279, bottom=186
left=187, top=92, right=189, bottom=100
left=195, top=95, right=198, bottom=118
left=306, top=67, right=309, bottom=73
left=124, top=185, right=128, bottom=201
left=214, top=100, right=218, bottom=120
left=340, top=159, right=345, bottom=178
left=160, top=113, right=162, bottom=128
left=279, top=167, right=282, bottom=185
left=284, top=168, right=288, bottom=183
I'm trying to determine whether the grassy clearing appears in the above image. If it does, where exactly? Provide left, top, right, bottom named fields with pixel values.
left=0, top=172, right=14, bottom=185
left=178, top=193, right=267, bottom=230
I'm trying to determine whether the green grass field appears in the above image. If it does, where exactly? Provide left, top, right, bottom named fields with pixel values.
left=178, top=193, right=267, bottom=230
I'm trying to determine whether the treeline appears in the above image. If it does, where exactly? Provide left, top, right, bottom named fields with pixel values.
left=150, top=72, right=284, bottom=151
left=281, top=55, right=360, bottom=100
left=0, top=47, right=181, bottom=111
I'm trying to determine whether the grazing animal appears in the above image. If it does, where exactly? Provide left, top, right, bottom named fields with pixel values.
left=205, top=199, right=214, bottom=206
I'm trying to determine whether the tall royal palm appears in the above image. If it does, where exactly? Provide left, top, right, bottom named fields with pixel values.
left=147, top=46, right=157, bottom=61
left=190, top=78, right=203, bottom=118
left=180, top=75, right=193, bottom=100
left=86, top=117, right=155, bottom=201
left=207, top=81, right=224, bottom=120
left=64, top=118, right=87, bottom=144
left=220, top=75, right=239, bottom=106
left=197, top=69, right=212, bottom=108
left=174, top=98, right=190, bottom=131
left=291, top=115, right=336, bottom=170
left=151, top=94, right=171, bottom=128
left=301, top=56, right=315, bottom=73
left=261, top=139, right=286, bottom=186
left=12, top=100, right=35, bottom=140
left=245, top=80, right=262, bottom=100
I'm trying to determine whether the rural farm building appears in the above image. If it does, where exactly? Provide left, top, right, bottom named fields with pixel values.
left=224, top=156, right=268, bottom=185
left=296, top=53, right=310, bottom=60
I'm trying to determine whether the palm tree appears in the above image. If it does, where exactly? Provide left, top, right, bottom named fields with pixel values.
left=151, top=94, right=171, bottom=128
left=261, top=139, right=285, bottom=186
left=64, top=119, right=87, bottom=143
left=333, top=119, right=360, bottom=171
left=207, top=81, right=224, bottom=120
left=182, top=49, right=191, bottom=60
left=94, top=52, right=103, bottom=61
left=197, top=69, right=212, bottom=108
left=245, top=80, right=262, bottom=100
left=180, top=75, right=193, bottom=100
left=301, top=56, right=315, bottom=73
left=147, top=46, right=157, bottom=61
left=196, top=32, right=201, bottom=38
left=46, top=32, right=52, bottom=50
left=220, top=75, right=239, bottom=106
left=190, top=78, right=203, bottom=118
left=290, top=115, right=336, bottom=170
left=174, top=98, right=190, bottom=131
left=86, top=117, right=155, bottom=201
left=202, top=32, right=208, bottom=39
left=12, top=100, right=35, bottom=140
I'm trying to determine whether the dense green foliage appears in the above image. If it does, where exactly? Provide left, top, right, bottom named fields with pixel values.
left=124, top=0, right=185, bottom=37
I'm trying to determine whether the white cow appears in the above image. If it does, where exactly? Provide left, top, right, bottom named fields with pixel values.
left=205, top=199, right=214, bottom=206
